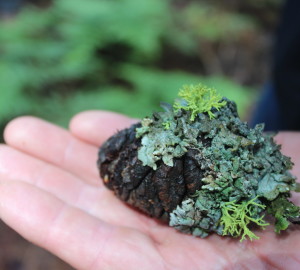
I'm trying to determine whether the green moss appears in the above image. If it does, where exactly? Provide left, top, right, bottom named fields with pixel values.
left=220, top=197, right=269, bottom=241
left=174, top=84, right=226, bottom=121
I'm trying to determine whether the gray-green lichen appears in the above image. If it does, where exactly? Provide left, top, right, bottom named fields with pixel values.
left=136, top=103, right=198, bottom=170
left=135, top=85, right=299, bottom=240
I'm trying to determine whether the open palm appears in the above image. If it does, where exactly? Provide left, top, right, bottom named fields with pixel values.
left=1, top=111, right=300, bottom=270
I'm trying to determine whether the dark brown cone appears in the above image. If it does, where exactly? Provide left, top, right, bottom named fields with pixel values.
left=98, top=123, right=206, bottom=221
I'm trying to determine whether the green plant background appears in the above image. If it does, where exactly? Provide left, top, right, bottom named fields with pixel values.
left=0, top=0, right=282, bottom=141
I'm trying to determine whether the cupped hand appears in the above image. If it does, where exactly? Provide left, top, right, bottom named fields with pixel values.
left=0, top=112, right=300, bottom=270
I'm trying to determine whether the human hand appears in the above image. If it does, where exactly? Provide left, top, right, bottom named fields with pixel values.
left=0, top=112, right=300, bottom=270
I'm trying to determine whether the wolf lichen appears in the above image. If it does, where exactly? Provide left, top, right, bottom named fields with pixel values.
left=98, top=83, right=300, bottom=241
left=220, top=197, right=269, bottom=241
left=174, top=84, right=227, bottom=120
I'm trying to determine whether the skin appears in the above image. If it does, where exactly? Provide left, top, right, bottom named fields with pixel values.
left=0, top=111, right=300, bottom=270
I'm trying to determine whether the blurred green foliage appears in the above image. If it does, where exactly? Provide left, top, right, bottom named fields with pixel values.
left=178, top=3, right=256, bottom=42
left=0, top=0, right=280, bottom=137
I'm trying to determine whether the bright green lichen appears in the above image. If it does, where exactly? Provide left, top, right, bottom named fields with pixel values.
left=162, top=121, right=171, bottom=130
left=174, top=84, right=226, bottom=121
left=220, top=197, right=269, bottom=241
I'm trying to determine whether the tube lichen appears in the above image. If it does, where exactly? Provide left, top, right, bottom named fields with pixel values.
left=98, top=83, right=300, bottom=241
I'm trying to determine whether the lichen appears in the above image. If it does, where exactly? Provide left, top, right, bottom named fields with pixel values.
left=135, top=104, right=190, bottom=170
left=267, top=196, right=300, bottom=233
left=167, top=97, right=296, bottom=240
left=220, top=197, right=269, bottom=241
left=174, top=84, right=226, bottom=120
left=257, top=173, right=295, bottom=200
left=121, top=83, right=300, bottom=240
left=162, top=121, right=171, bottom=130
left=169, top=191, right=223, bottom=238
left=135, top=88, right=227, bottom=170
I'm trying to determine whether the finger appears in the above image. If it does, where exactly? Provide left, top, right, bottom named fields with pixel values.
left=0, top=145, right=155, bottom=230
left=275, top=132, right=300, bottom=204
left=275, top=132, right=300, bottom=178
left=4, top=116, right=99, bottom=185
left=275, top=132, right=300, bottom=159
left=0, top=144, right=85, bottom=203
left=69, top=110, right=139, bottom=147
left=0, top=181, right=164, bottom=270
